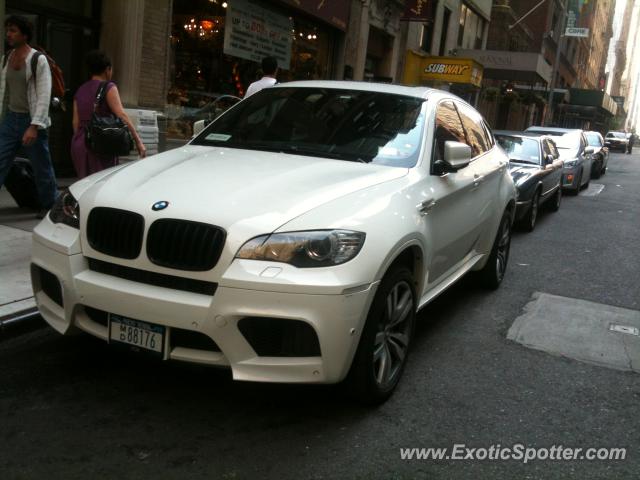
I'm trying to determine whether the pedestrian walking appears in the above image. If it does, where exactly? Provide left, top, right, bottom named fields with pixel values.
left=627, top=132, right=635, bottom=154
left=0, top=15, right=58, bottom=218
left=71, top=50, right=145, bottom=178
left=245, top=57, right=278, bottom=98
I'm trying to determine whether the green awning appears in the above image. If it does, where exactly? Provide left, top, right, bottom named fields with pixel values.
left=568, top=89, right=617, bottom=116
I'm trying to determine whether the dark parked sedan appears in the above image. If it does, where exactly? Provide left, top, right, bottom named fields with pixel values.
left=604, top=131, right=628, bottom=152
left=495, top=131, right=563, bottom=232
left=585, top=131, right=609, bottom=178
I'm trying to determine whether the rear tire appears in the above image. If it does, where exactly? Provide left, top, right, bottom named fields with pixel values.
left=345, top=266, right=416, bottom=404
left=476, top=210, right=512, bottom=289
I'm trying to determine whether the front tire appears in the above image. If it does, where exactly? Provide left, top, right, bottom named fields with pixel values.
left=519, top=190, right=540, bottom=232
left=477, top=210, right=512, bottom=289
left=547, top=183, right=562, bottom=212
left=345, top=266, right=416, bottom=404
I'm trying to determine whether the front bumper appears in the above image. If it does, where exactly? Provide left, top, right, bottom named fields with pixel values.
left=605, top=142, right=627, bottom=152
left=562, top=167, right=580, bottom=189
left=31, top=234, right=378, bottom=384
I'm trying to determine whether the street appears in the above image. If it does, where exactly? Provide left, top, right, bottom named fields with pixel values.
left=1, top=151, right=639, bottom=480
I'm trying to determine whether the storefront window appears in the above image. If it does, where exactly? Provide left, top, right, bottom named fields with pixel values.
left=167, top=0, right=336, bottom=140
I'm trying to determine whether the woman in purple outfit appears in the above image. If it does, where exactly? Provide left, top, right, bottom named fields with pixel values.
left=71, top=50, right=145, bottom=178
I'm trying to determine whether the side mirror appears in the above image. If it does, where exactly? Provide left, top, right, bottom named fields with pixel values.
left=584, top=146, right=595, bottom=155
left=193, top=119, right=206, bottom=137
left=434, top=141, right=472, bottom=174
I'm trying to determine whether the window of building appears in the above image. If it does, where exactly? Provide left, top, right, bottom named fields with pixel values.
left=420, top=0, right=439, bottom=53
left=439, top=7, right=452, bottom=56
left=167, top=0, right=337, bottom=140
left=458, top=3, right=486, bottom=49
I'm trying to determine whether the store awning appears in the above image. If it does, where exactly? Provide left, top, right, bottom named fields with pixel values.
left=403, top=51, right=483, bottom=88
left=568, top=89, right=618, bottom=116
left=456, top=49, right=552, bottom=85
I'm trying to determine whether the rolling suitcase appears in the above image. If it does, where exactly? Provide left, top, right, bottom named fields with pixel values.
left=4, top=157, right=40, bottom=209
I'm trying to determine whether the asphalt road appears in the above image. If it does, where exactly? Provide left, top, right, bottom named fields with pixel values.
left=1, top=152, right=639, bottom=480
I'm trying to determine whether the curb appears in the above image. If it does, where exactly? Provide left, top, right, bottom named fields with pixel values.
left=0, top=307, right=45, bottom=340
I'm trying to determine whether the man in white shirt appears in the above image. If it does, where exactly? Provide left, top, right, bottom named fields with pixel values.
left=245, top=57, right=278, bottom=98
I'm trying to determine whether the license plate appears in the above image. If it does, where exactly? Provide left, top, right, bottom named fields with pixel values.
left=109, top=314, right=165, bottom=354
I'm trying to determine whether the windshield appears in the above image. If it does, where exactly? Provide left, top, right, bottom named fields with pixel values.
left=192, top=87, right=426, bottom=167
left=586, top=133, right=602, bottom=146
left=607, top=132, right=626, bottom=138
left=495, top=135, right=541, bottom=164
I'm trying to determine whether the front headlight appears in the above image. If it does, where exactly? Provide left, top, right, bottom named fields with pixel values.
left=48, top=190, right=80, bottom=229
left=235, top=230, right=365, bottom=268
left=563, top=159, right=579, bottom=168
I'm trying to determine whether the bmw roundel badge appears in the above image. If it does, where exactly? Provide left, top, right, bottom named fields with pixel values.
left=152, top=201, right=169, bottom=211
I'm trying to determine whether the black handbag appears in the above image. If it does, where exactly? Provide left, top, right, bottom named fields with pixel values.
left=85, top=81, right=133, bottom=156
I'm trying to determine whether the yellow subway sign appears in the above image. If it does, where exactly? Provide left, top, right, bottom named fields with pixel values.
left=404, top=51, right=483, bottom=87
left=425, top=63, right=471, bottom=75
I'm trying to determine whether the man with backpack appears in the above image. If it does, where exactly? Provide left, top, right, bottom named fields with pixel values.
left=0, top=15, right=58, bottom=218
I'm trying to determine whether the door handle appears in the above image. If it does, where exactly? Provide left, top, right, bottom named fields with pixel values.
left=417, top=198, right=436, bottom=216
left=473, top=174, right=485, bottom=187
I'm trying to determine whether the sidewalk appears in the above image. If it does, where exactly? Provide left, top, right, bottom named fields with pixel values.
left=0, top=178, right=75, bottom=321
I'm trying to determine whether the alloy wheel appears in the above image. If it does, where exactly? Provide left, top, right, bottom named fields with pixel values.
left=495, top=218, right=511, bottom=283
left=372, top=280, right=413, bottom=390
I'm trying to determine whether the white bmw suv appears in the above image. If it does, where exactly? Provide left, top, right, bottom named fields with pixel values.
left=32, top=81, right=516, bottom=403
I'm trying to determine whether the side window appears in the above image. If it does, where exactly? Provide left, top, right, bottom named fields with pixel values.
left=482, top=121, right=495, bottom=149
left=434, top=101, right=467, bottom=161
left=456, top=102, right=490, bottom=157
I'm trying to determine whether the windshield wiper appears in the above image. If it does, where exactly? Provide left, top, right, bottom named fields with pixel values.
left=509, top=159, right=539, bottom=165
left=282, top=145, right=371, bottom=163
left=195, top=138, right=371, bottom=163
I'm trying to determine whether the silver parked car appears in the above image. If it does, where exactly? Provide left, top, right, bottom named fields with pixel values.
left=524, top=127, right=594, bottom=195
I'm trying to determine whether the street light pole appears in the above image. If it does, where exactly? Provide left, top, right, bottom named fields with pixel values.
left=544, top=0, right=568, bottom=126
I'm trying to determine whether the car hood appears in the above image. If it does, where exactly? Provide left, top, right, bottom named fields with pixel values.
left=75, top=145, right=408, bottom=238
left=508, top=163, right=539, bottom=184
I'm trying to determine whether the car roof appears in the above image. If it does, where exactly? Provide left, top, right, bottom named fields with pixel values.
left=525, top=126, right=582, bottom=134
left=493, top=130, right=526, bottom=136
left=272, top=80, right=437, bottom=99
left=495, top=130, right=554, bottom=142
